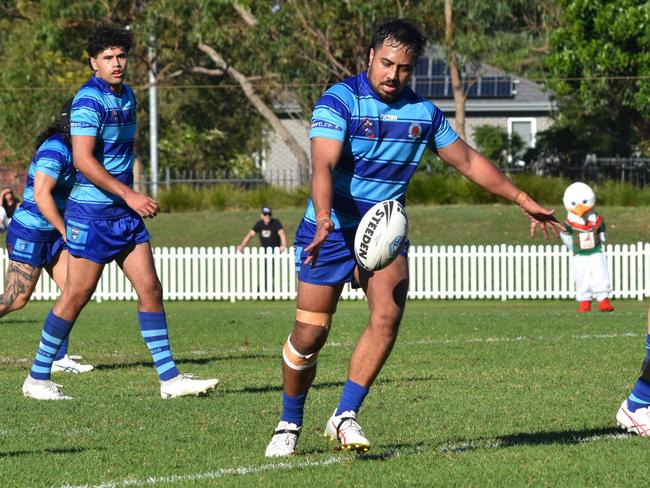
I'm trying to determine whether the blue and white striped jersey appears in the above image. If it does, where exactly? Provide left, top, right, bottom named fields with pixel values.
left=67, top=75, right=137, bottom=219
left=306, top=71, right=459, bottom=229
left=11, top=134, right=74, bottom=240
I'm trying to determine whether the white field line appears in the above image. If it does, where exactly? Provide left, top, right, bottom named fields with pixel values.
left=59, top=432, right=633, bottom=488
left=2, top=331, right=643, bottom=367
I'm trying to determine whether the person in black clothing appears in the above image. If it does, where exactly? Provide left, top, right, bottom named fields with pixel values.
left=237, top=207, right=287, bottom=251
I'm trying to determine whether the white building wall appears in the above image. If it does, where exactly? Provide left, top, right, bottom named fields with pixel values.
left=263, top=119, right=310, bottom=189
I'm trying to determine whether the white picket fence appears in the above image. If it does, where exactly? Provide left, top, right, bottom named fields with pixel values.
left=1, top=244, right=649, bottom=302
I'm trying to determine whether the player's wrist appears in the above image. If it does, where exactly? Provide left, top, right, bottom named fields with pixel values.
left=315, top=210, right=331, bottom=222
left=512, top=190, right=529, bottom=206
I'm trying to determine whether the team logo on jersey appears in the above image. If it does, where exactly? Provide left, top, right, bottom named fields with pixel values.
left=111, top=109, right=119, bottom=120
left=70, top=228, right=80, bottom=241
left=363, top=117, right=375, bottom=139
left=408, top=122, right=422, bottom=139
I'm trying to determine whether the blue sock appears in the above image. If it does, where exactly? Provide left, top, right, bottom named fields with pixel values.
left=628, top=335, right=650, bottom=412
left=30, top=311, right=75, bottom=380
left=628, top=378, right=650, bottom=412
left=54, top=336, right=70, bottom=361
left=335, top=379, right=369, bottom=415
left=281, top=391, right=307, bottom=426
left=138, top=311, right=180, bottom=381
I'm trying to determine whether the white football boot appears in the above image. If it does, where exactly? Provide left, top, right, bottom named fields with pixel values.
left=616, top=399, right=650, bottom=436
left=324, top=410, right=370, bottom=452
left=265, top=421, right=302, bottom=457
left=52, top=355, right=94, bottom=374
left=22, top=376, right=72, bottom=400
left=160, top=373, right=219, bottom=399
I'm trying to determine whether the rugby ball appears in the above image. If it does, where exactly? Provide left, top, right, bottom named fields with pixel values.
left=354, top=200, right=408, bottom=272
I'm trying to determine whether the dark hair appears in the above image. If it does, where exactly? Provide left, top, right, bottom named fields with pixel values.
left=34, top=98, right=73, bottom=150
left=2, top=190, right=18, bottom=218
left=368, top=19, right=426, bottom=61
left=87, top=25, right=132, bottom=59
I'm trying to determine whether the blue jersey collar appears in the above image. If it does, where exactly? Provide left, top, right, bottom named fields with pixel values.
left=88, top=74, right=125, bottom=96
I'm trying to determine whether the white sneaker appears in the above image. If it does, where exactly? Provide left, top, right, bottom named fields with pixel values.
left=324, top=410, right=370, bottom=452
left=22, top=376, right=72, bottom=400
left=616, top=399, right=650, bottom=435
left=265, top=421, right=301, bottom=457
left=160, top=373, right=219, bottom=399
left=52, top=355, right=94, bottom=374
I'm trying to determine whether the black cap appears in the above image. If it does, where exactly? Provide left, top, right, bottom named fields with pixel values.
left=262, top=207, right=272, bottom=215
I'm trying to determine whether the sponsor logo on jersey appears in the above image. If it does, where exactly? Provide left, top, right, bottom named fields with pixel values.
left=380, top=114, right=398, bottom=121
left=311, top=120, right=342, bottom=131
left=70, top=122, right=98, bottom=129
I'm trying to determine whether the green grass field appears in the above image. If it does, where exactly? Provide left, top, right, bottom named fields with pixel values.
left=2, top=205, right=648, bottom=249
left=1, top=299, right=648, bottom=487
left=139, top=205, right=650, bottom=247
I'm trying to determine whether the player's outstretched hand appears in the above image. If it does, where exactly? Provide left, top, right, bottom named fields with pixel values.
left=516, top=193, right=563, bottom=239
left=124, top=190, right=160, bottom=219
left=303, top=218, right=334, bottom=267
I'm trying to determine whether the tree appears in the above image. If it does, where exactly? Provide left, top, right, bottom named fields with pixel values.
left=440, top=0, right=559, bottom=139
left=0, top=0, right=266, bottom=176
left=474, top=125, right=524, bottom=168
left=545, top=0, right=650, bottom=155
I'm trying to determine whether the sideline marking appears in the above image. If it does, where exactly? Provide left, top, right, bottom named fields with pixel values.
left=60, top=432, right=633, bottom=488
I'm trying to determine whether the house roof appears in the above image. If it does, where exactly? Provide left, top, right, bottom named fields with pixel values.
left=271, top=47, right=556, bottom=116
left=417, top=50, right=555, bottom=115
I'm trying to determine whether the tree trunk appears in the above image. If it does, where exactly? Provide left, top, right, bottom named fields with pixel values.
left=198, top=42, right=310, bottom=184
left=445, top=0, right=467, bottom=140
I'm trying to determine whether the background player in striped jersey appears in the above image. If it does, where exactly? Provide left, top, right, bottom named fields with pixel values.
left=2, top=101, right=93, bottom=375
left=22, top=26, right=218, bottom=400
left=265, top=18, right=562, bottom=456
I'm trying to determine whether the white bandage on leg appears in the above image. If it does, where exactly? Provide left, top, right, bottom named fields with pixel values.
left=282, top=334, right=318, bottom=371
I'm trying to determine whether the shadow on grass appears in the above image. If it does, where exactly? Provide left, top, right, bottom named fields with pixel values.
left=443, top=426, right=631, bottom=453
left=223, top=375, right=436, bottom=395
left=495, top=426, right=629, bottom=447
left=93, top=353, right=273, bottom=371
left=0, top=318, right=38, bottom=325
left=300, top=441, right=427, bottom=458
left=0, top=446, right=92, bottom=459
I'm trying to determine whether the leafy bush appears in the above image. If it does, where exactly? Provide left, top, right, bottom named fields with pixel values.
left=158, top=184, right=311, bottom=212
left=158, top=175, right=650, bottom=212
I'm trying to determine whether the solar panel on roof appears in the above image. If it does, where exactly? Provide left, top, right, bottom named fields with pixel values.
left=415, top=58, right=429, bottom=76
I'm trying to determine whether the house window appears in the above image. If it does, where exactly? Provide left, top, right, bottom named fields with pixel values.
left=508, top=117, right=537, bottom=149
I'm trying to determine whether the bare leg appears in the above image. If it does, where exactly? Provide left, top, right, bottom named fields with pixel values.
left=348, top=255, right=409, bottom=387
left=0, top=260, right=42, bottom=318
left=52, top=254, right=104, bottom=322
left=115, top=242, right=162, bottom=312
left=282, top=282, right=343, bottom=396
left=44, top=249, right=68, bottom=290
